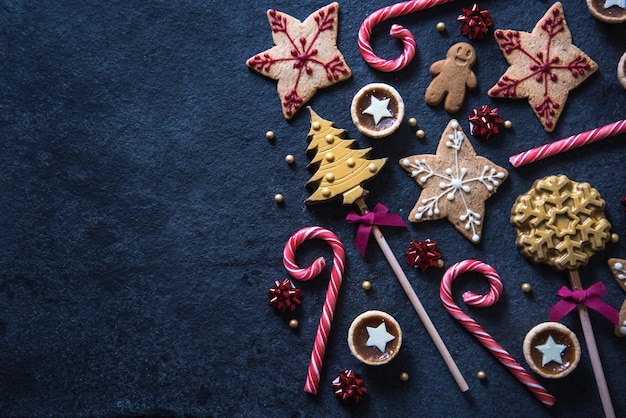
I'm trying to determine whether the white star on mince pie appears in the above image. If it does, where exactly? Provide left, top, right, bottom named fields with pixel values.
left=362, top=96, right=392, bottom=125
left=366, top=321, right=395, bottom=352
left=535, top=335, right=567, bottom=367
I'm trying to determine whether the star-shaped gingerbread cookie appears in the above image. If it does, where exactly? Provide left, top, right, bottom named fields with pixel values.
left=246, top=2, right=351, bottom=119
left=400, top=120, right=508, bottom=243
left=488, top=2, right=597, bottom=132
left=608, top=258, right=626, bottom=293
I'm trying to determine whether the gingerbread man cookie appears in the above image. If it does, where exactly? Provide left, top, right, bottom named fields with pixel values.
left=425, top=42, right=477, bottom=113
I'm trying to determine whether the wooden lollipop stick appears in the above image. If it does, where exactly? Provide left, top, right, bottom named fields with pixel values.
left=569, top=270, right=615, bottom=418
left=303, top=109, right=467, bottom=391
left=355, top=199, right=469, bottom=392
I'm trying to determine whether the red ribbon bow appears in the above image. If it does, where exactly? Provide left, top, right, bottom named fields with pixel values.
left=548, top=282, right=619, bottom=325
left=345, top=203, right=406, bottom=256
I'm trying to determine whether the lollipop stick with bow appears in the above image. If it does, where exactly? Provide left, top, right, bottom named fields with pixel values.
left=512, top=175, right=618, bottom=418
left=304, top=108, right=468, bottom=392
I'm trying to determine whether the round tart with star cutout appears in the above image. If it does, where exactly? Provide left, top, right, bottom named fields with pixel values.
left=351, top=83, right=404, bottom=138
left=586, top=0, right=626, bottom=23
left=348, top=310, right=402, bottom=365
left=523, top=322, right=581, bottom=379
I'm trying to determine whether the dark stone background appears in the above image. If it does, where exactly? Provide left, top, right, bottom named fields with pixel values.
left=1, top=0, right=625, bottom=416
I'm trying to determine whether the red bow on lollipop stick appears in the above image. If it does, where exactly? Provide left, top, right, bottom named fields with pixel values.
left=549, top=282, right=619, bottom=325
left=346, top=203, right=406, bottom=256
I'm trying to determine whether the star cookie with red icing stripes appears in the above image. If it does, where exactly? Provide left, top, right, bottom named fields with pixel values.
left=246, top=2, right=351, bottom=119
left=488, top=2, right=597, bottom=132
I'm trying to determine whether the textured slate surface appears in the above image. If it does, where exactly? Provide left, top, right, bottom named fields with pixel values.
left=1, top=0, right=625, bottom=417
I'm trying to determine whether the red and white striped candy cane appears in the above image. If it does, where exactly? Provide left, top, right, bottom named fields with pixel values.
left=440, top=260, right=557, bottom=408
left=358, top=0, right=455, bottom=72
left=509, top=119, right=626, bottom=168
left=283, top=226, right=345, bottom=395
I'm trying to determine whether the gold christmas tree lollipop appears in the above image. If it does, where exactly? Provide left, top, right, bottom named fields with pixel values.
left=305, top=108, right=386, bottom=205
left=303, top=107, right=469, bottom=392
left=511, top=174, right=615, bottom=417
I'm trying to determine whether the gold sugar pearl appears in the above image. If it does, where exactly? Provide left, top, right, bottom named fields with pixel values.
left=408, top=118, right=417, bottom=127
left=611, top=233, right=619, bottom=243
left=362, top=280, right=372, bottom=291
left=265, top=131, right=275, bottom=140
left=322, top=187, right=331, bottom=197
left=521, top=283, right=532, bottom=293
left=285, top=154, right=295, bottom=164
left=274, top=194, right=284, bottom=204
left=400, top=372, right=409, bottom=382
left=325, top=152, right=335, bottom=162
left=312, top=121, right=321, bottom=131
left=436, top=259, right=445, bottom=268
left=325, top=134, right=334, bottom=144
left=368, top=163, right=378, bottom=173
left=416, top=129, right=425, bottom=139
left=325, top=173, right=335, bottom=182
left=504, top=120, right=513, bottom=129
left=289, top=319, right=299, bottom=329
left=436, top=22, right=446, bottom=32
left=477, top=370, right=487, bottom=380
left=346, top=158, right=355, bottom=168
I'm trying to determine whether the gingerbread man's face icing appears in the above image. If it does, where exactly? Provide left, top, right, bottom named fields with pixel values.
left=448, top=43, right=476, bottom=67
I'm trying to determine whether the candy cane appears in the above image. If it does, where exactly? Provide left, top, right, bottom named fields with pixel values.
left=283, top=226, right=345, bottom=395
left=358, top=0, right=455, bottom=72
left=509, top=119, right=626, bottom=168
left=440, top=260, right=557, bottom=408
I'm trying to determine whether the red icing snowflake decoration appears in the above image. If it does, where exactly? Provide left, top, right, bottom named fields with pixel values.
left=268, top=278, right=302, bottom=313
left=405, top=239, right=443, bottom=272
left=488, top=3, right=597, bottom=132
left=246, top=3, right=351, bottom=119
left=331, top=369, right=367, bottom=405
left=469, top=105, right=504, bottom=140
left=458, top=4, right=493, bottom=40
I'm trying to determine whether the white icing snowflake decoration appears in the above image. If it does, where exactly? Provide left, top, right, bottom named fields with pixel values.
left=400, top=120, right=508, bottom=243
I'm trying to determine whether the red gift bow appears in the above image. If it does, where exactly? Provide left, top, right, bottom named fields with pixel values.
left=345, top=203, right=406, bottom=256
left=548, top=282, right=619, bottom=325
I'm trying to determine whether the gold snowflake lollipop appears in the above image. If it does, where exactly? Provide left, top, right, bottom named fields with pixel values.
left=511, top=174, right=616, bottom=417
left=511, top=174, right=611, bottom=272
